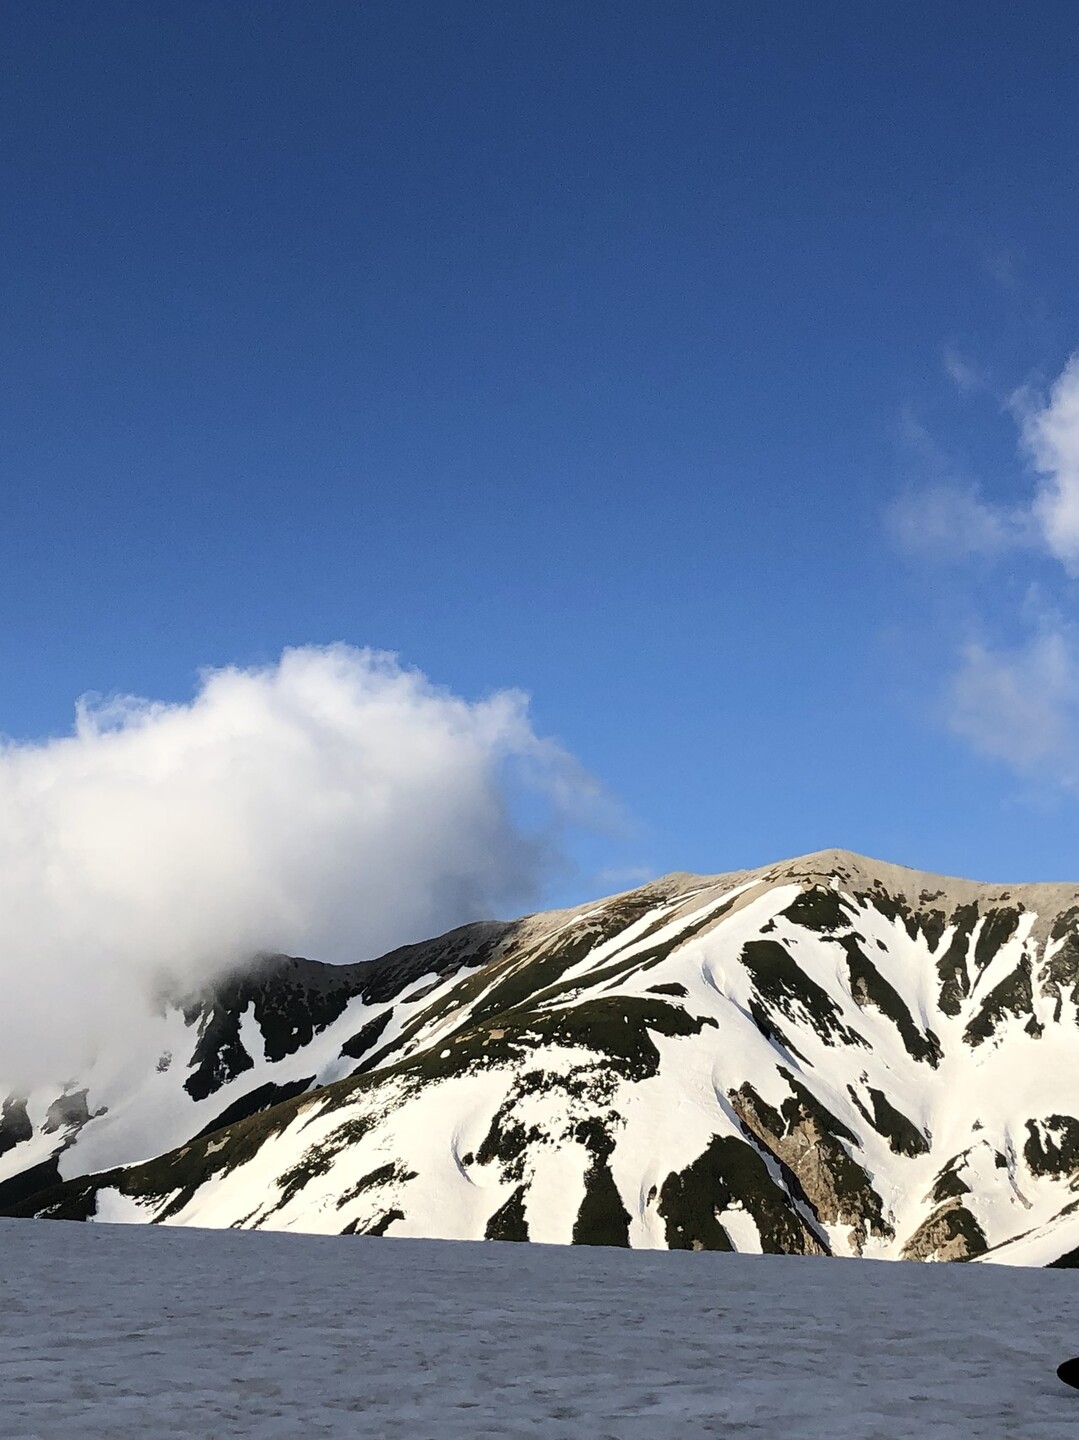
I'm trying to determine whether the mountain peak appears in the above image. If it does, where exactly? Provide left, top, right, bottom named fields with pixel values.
left=7, top=848, right=1079, bottom=1268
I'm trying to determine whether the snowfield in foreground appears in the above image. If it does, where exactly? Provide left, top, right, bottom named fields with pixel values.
left=4, top=1219, right=1079, bottom=1438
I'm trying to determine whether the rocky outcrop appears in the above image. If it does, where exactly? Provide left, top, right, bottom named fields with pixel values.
left=731, top=1076, right=891, bottom=1252
left=901, top=1198, right=988, bottom=1261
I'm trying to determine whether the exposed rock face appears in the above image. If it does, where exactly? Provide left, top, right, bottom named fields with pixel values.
left=901, top=1198, right=988, bottom=1262
left=657, top=1135, right=827, bottom=1256
left=0, top=1097, right=32, bottom=1158
left=730, top=1076, right=892, bottom=1251
left=8, top=848, right=1079, bottom=1266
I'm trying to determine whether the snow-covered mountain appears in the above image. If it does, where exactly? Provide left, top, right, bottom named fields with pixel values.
left=9, top=848, right=1079, bottom=1266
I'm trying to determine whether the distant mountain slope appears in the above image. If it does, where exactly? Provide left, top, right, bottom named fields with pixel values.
left=0, top=921, right=509, bottom=1210
left=10, top=848, right=1079, bottom=1265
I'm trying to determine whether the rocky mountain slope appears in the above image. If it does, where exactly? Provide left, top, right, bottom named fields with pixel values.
left=8, top=848, right=1079, bottom=1265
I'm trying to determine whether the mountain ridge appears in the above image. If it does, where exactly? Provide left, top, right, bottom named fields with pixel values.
left=7, top=846, right=1079, bottom=1265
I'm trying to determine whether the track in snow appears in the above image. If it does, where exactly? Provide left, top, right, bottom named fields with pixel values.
left=4, top=1220, right=1079, bottom=1437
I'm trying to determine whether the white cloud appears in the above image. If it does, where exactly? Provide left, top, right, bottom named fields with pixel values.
left=948, top=629, right=1079, bottom=783
left=893, top=353, right=1079, bottom=791
left=888, top=483, right=1025, bottom=559
left=893, top=352, right=1079, bottom=569
left=0, top=645, right=597, bottom=1089
left=942, top=347, right=988, bottom=395
left=1020, top=357, right=1079, bottom=574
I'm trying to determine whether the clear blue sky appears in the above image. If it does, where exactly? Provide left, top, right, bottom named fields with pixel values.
left=6, top=1, right=1079, bottom=890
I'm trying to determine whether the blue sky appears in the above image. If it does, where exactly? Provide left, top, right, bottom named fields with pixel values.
left=6, top=1, right=1079, bottom=898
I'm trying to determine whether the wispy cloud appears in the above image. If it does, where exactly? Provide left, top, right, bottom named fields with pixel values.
left=1018, top=357, right=1079, bottom=574
left=893, top=353, right=1079, bottom=566
left=983, top=246, right=1021, bottom=296
left=949, top=628, right=1079, bottom=783
left=888, top=482, right=1027, bottom=560
left=893, top=351, right=1079, bottom=794
left=0, top=645, right=600, bottom=1089
left=942, top=347, right=989, bottom=396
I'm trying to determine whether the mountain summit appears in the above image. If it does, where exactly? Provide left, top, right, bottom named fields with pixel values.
left=7, top=849, right=1079, bottom=1265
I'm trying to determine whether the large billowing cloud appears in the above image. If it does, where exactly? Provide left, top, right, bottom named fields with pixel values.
left=0, top=645, right=595, bottom=1088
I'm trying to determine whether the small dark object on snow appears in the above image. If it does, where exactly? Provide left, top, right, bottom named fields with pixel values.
left=1056, top=1358, right=1079, bottom=1389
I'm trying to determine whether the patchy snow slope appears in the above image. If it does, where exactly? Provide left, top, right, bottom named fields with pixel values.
left=0, top=921, right=509, bottom=1210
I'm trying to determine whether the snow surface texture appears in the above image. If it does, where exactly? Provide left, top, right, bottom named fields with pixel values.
left=3, top=1219, right=1079, bottom=1440
left=12, top=848, right=1079, bottom=1265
